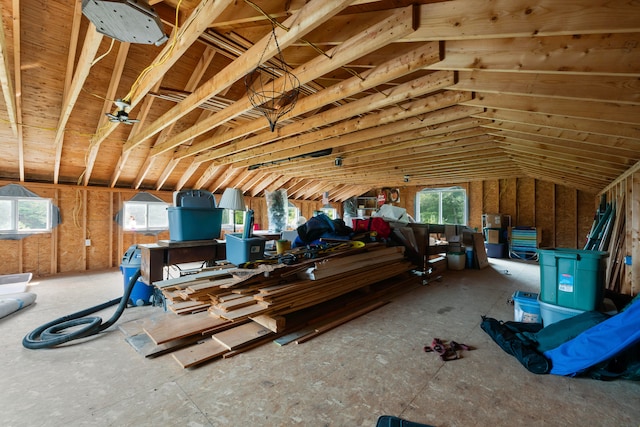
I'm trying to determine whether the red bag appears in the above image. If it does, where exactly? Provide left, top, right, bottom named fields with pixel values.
left=352, top=217, right=392, bottom=238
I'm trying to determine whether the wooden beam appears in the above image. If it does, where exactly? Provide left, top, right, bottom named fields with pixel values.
left=83, top=42, right=131, bottom=186
left=11, top=0, right=23, bottom=181
left=430, top=34, right=640, bottom=77
left=409, top=0, right=640, bottom=41
left=88, top=0, right=236, bottom=155
left=53, top=24, right=104, bottom=184
left=109, top=81, right=162, bottom=187
left=474, top=109, right=640, bottom=140
left=125, top=0, right=358, bottom=154
left=462, top=93, right=640, bottom=124
left=452, top=71, right=640, bottom=104
left=146, top=5, right=417, bottom=157
left=175, top=41, right=442, bottom=160
left=132, top=47, right=216, bottom=189
left=201, top=72, right=460, bottom=165
left=225, top=92, right=475, bottom=169
left=0, top=1, right=17, bottom=136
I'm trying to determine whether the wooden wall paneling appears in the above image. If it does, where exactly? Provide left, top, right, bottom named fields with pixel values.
left=468, top=181, right=483, bottom=231
left=499, top=178, right=517, bottom=226
left=482, top=180, right=499, bottom=217
left=0, top=241, right=20, bottom=275
left=83, top=189, right=88, bottom=270
left=515, top=177, right=535, bottom=227
left=535, top=181, right=555, bottom=248
left=86, top=191, right=112, bottom=271
left=554, top=186, right=577, bottom=248
left=51, top=188, right=58, bottom=274
left=631, top=172, right=640, bottom=296
left=58, top=188, right=85, bottom=273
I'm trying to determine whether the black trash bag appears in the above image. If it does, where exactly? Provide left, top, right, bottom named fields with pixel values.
left=480, top=316, right=551, bottom=375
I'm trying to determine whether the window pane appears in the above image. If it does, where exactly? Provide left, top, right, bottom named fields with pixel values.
left=124, top=203, right=147, bottom=229
left=419, top=192, right=439, bottom=223
left=417, top=188, right=467, bottom=225
left=442, top=190, right=465, bottom=224
left=18, top=199, right=49, bottom=231
left=148, top=203, right=169, bottom=228
left=0, top=200, right=12, bottom=230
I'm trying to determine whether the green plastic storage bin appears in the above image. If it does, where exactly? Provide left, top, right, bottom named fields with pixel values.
left=537, top=248, right=608, bottom=311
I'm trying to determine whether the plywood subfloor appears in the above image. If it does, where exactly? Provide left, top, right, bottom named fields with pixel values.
left=1, top=261, right=638, bottom=426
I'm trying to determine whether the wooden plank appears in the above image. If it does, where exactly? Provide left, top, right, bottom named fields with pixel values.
left=172, top=339, right=229, bottom=369
left=134, top=0, right=357, bottom=155
left=250, top=314, right=286, bottom=333
left=214, top=303, right=269, bottom=321
left=143, top=311, right=230, bottom=345
left=411, top=0, right=640, bottom=41
left=211, top=321, right=273, bottom=350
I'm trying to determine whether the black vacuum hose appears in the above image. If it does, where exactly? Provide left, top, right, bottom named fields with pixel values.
left=22, top=268, right=141, bottom=349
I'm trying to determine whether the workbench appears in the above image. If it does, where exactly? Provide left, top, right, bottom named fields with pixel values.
left=139, top=240, right=226, bottom=285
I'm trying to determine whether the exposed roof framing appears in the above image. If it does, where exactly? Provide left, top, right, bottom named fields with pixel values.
left=0, top=0, right=638, bottom=200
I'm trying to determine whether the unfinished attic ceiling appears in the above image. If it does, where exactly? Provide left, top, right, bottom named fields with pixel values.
left=0, top=0, right=639, bottom=201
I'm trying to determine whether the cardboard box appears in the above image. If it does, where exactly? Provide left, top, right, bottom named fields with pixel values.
left=486, top=228, right=502, bottom=244
left=484, top=213, right=503, bottom=228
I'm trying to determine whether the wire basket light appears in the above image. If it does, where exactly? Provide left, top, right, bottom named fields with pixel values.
left=245, top=24, right=300, bottom=132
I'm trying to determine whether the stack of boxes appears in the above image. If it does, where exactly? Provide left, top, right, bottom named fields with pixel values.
left=482, top=213, right=509, bottom=258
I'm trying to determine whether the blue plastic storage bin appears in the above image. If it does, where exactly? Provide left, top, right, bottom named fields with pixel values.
left=168, top=207, right=223, bottom=241
left=512, top=291, right=541, bottom=323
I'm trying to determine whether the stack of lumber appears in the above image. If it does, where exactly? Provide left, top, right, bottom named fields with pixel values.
left=129, top=243, right=418, bottom=368
left=603, top=195, right=626, bottom=293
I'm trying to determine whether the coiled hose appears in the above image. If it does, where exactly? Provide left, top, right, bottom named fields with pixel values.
left=22, top=269, right=141, bottom=349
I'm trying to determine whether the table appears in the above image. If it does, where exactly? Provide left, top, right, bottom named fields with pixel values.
left=139, top=240, right=226, bottom=285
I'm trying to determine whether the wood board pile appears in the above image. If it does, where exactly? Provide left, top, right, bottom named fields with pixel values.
left=131, top=243, right=418, bottom=368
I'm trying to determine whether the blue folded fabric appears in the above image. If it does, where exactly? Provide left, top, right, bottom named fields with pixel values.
left=544, top=298, right=640, bottom=376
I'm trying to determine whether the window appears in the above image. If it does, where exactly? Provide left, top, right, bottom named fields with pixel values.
left=286, top=202, right=300, bottom=229
left=0, top=197, right=53, bottom=234
left=123, top=201, right=169, bottom=232
left=221, top=209, right=245, bottom=228
left=415, top=187, right=467, bottom=225
left=316, top=207, right=337, bottom=220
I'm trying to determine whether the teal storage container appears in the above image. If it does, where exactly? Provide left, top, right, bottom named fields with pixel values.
left=538, top=248, right=608, bottom=311
left=225, top=233, right=266, bottom=265
left=168, top=207, right=223, bottom=241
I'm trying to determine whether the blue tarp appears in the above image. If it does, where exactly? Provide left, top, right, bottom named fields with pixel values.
left=544, top=297, right=640, bottom=376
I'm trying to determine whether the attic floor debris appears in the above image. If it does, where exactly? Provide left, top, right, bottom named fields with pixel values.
left=1, top=258, right=638, bottom=426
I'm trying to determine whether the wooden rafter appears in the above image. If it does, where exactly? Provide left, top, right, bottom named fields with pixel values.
left=82, top=41, right=131, bottom=186
left=125, top=0, right=367, bottom=155
left=53, top=24, right=104, bottom=184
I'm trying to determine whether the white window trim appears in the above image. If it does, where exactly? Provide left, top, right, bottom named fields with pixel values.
left=0, top=197, right=53, bottom=234
left=415, top=187, right=468, bottom=225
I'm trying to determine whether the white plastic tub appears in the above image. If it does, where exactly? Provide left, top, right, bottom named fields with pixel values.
left=0, top=273, right=33, bottom=295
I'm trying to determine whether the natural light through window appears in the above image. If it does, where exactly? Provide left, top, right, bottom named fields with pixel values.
left=123, top=201, right=169, bottom=232
left=415, top=187, right=467, bottom=225
left=0, top=197, right=53, bottom=234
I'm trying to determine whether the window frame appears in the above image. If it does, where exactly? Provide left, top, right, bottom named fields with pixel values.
left=0, top=196, right=53, bottom=235
left=122, top=200, right=170, bottom=232
left=415, top=187, right=468, bottom=225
